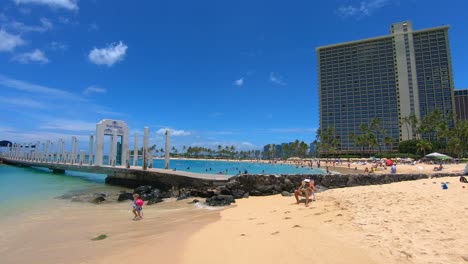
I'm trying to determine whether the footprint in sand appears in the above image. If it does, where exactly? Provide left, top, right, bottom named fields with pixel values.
left=284, top=211, right=291, bottom=214
left=240, top=234, right=246, bottom=236
left=292, top=225, right=301, bottom=228
left=336, top=214, right=343, bottom=217
left=248, top=218, right=256, bottom=220
left=257, top=222, right=265, bottom=225
left=271, top=231, right=280, bottom=235
left=324, top=219, right=332, bottom=223
left=284, top=217, right=291, bottom=220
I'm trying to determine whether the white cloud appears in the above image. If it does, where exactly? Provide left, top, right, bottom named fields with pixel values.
left=88, top=41, right=128, bottom=66
left=269, top=72, right=286, bottom=85
left=0, top=74, right=82, bottom=101
left=233, top=77, right=244, bottom=86
left=88, top=23, right=99, bottom=32
left=156, top=128, right=191, bottom=136
left=0, top=127, right=89, bottom=145
left=13, top=49, right=49, bottom=64
left=0, top=30, right=25, bottom=52
left=50, top=41, right=67, bottom=50
left=39, top=119, right=96, bottom=132
left=83, top=86, right=107, bottom=96
left=5, top=17, right=53, bottom=33
left=14, top=0, right=79, bottom=11
left=0, top=96, right=46, bottom=108
left=336, top=0, right=389, bottom=17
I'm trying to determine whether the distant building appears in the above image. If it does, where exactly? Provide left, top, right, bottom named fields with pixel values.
left=454, top=89, right=468, bottom=120
left=317, top=21, right=455, bottom=154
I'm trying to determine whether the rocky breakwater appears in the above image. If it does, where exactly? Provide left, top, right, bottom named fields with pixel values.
left=58, top=172, right=462, bottom=206
left=211, top=172, right=462, bottom=200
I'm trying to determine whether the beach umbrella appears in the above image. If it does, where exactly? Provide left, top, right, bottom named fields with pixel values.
left=385, top=159, right=394, bottom=166
left=425, top=152, right=453, bottom=160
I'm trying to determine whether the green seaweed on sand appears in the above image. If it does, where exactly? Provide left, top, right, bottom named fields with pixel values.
left=91, top=234, right=108, bottom=241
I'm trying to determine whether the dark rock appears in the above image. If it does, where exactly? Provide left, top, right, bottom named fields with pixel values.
left=190, top=199, right=200, bottom=204
left=255, top=185, right=273, bottom=193
left=231, top=189, right=245, bottom=199
left=147, top=197, right=163, bottom=205
left=249, top=190, right=263, bottom=196
left=160, top=191, right=172, bottom=199
left=281, top=191, right=293, bottom=197
left=190, top=189, right=215, bottom=198
left=205, top=195, right=235, bottom=206
left=177, top=192, right=190, bottom=200
left=218, top=186, right=232, bottom=195
left=118, top=193, right=134, bottom=202
left=243, top=192, right=250, bottom=198
left=91, top=196, right=106, bottom=204
left=225, top=180, right=241, bottom=189
left=134, top=185, right=153, bottom=195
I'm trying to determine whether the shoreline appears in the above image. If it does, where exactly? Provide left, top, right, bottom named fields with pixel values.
left=0, top=198, right=221, bottom=264
left=1, top=176, right=467, bottom=263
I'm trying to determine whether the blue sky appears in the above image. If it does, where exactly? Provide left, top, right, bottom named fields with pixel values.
left=1, top=0, right=467, bottom=152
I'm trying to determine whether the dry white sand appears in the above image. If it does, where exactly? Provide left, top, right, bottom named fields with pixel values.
left=1, top=176, right=467, bottom=264
left=182, top=176, right=468, bottom=264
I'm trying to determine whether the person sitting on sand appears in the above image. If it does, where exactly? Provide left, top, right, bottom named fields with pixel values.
left=132, top=194, right=144, bottom=220
left=433, top=164, right=443, bottom=171
left=364, top=167, right=369, bottom=173
left=294, top=178, right=316, bottom=207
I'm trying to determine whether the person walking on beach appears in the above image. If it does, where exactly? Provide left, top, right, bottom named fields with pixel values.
left=294, top=178, right=316, bottom=207
left=132, top=194, right=144, bottom=220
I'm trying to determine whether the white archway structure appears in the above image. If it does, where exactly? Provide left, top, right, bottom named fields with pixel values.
left=95, top=119, right=129, bottom=166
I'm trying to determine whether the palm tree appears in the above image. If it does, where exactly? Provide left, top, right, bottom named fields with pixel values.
left=384, top=137, right=395, bottom=152
left=400, top=116, right=412, bottom=140
left=271, top=144, right=277, bottom=159
left=416, top=140, right=433, bottom=156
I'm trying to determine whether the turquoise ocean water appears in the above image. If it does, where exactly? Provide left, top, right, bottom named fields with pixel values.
left=0, top=159, right=323, bottom=218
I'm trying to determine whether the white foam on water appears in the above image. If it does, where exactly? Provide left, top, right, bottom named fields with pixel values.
left=195, top=202, right=225, bottom=210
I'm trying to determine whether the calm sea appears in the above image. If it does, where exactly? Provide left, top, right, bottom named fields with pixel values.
left=0, top=159, right=323, bottom=218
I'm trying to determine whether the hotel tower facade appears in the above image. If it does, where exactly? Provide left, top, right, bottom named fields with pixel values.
left=317, top=21, right=455, bottom=153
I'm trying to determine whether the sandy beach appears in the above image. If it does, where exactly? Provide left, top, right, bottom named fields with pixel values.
left=1, top=173, right=467, bottom=264
left=182, top=176, right=468, bottom=264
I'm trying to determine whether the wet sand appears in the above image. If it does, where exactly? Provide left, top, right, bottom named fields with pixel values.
left=1, top=175, right=467, bottom=264
left=0, top=199, right=220, bottom=264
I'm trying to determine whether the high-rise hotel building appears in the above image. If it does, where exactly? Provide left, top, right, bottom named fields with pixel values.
left=454, top=89, right=468, bottom=120
left=317, top=21, right=455, bottom=153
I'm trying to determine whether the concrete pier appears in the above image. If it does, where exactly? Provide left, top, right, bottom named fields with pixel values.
left=0, top=157, right=229, bottom=189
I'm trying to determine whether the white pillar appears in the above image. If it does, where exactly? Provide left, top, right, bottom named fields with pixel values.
left=45, top=140, right=50, bottom=163
left=79, top=150, right=85, bottom=165
left=126, top=149, right=131, bottom=168
left=96, top=124, right=104, bottom=166
left=61, top=140, right=65, bottom=163
left=133, top=133, right=138, bottom=166
left=35, top=141, right=40, bottom=161
left=89, top=134, right=94, bottom=165
left=111, top=129, right=118, bottom=167
left=50, top=142, right=55, bottom=162
left=28, top=143, right=32, bottom=161
left=148, top=151, right=153, bottom=168
left=56, top=139, right=61, bottom=163
left=143, top=127, right=149, bottom=170
left=165, top=130, right=170, bottom=169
